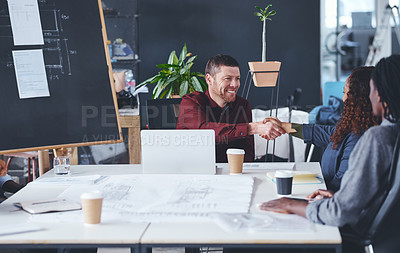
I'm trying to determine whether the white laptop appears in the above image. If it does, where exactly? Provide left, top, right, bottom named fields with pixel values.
left=141, top=129, right=216, bottom=174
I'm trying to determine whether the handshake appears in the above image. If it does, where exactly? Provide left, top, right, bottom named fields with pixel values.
left=248, top=117, right=296, bottom=141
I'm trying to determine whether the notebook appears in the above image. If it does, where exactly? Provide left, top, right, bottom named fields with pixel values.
left=14, top=198, right=81, bottom=214
left=266, top=171, right=323, bottom=185
left=141, top=129, right=216, bottom=174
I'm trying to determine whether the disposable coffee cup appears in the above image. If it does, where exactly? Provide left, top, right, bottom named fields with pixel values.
left=80, top=191, right=103, bottom=225
left=275, top=170, right=293, bottom=197
left=226, top=149, right=245, bottom=174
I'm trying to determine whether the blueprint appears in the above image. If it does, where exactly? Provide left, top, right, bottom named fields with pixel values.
left=31, top=174, right=254, bottom=223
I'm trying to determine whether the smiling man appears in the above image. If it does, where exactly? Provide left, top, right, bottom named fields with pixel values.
left=176, top=54, right=285, bottom=162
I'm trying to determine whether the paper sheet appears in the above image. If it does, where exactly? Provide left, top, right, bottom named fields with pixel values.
left=30, top=174, right=254, bottom=223
left=14, top=198, right=81, bottom=214
left=12, top=49, right=50, bottom=99
left=7, top=0, right=44, bottom=45
left=243, top=162, right=295, bottom=171
left=32, top=175, right=108, bottom=185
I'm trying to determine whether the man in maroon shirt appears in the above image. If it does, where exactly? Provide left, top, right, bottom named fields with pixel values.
left=176, top=54, right=285, bottom=162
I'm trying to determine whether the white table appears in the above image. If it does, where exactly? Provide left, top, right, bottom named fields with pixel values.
left=0, top=163, right=342, bottom=252
left=0, top=165, right=147, bottom=251
left=140, top=162, right=342, bottom=253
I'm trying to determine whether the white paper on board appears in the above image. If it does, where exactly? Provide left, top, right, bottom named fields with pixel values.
left=7, top=0, right=44, bottom=45
left=12, top=49, right=50, bottom=99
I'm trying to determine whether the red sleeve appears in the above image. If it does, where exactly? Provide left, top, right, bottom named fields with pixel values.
left=243, top=102, right=255, bottom=162
left=176, top=96, right=249, bottom=144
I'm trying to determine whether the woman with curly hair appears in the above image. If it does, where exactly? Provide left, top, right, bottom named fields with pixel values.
left=288, top=66, right=380, bottom=191
left=260, top=54, right=400, bottom=253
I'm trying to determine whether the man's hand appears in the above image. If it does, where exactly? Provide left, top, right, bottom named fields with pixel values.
left=0, top=159, right=7, bottom=177
left=263, top=117, right=296, bottom=134
left=259, top=197, right=308, bottom=217
left=263, top=117, right=282, bottom=125
left=248, top=117, right=286, bottom=140
left=257, top=117, right=286, bottom=140
left=259, top=198, right=308, bottom=217
left=306, top=189, right=334, bottom=201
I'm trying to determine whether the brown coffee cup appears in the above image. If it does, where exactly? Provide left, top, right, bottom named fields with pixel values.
left=226, top=149, right=245, bottom=174
left=80, top=191, right=103, bottom=225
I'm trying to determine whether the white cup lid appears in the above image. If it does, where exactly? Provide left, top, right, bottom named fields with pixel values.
left=80, top=191, right=103, bottom=199
left=226, top=149, right=245, bottom=155
left=275, top=170, right=293, bottom=178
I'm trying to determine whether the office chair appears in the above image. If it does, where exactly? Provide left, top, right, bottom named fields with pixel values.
left=343, top=133, right=400, bottom=253
left=146, top=98, right=182, bottom=129
left=5, top=152, right=38, bottom=182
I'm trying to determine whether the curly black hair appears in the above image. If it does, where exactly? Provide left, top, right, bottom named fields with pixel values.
left=331, top=66, right=380, bottom=148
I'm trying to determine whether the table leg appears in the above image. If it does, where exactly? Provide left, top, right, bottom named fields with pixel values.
left=38, top=150, right=50, bottom=176
left=32, top=157, right=37, bottom=180
left=27, top=157, right=31, bottom=182
left=129, top=125, right=141, bottom=164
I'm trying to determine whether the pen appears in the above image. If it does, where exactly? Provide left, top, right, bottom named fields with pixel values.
left=31, top=199, right=65, bottom=205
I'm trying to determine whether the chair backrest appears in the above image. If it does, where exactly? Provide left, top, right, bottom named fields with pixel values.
left=365, top=133, right=400, bottom=243
left=322, top=81, right=345, bottom=106
left=146, top=98, right=182, bottom=129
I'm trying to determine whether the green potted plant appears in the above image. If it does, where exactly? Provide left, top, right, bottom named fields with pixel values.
left=248, top=4, right=281, bottom=87
left=137, top=44, right=207, bottom=99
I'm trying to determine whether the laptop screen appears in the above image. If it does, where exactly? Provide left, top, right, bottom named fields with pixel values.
left=141, top=129, right=216, bottom=174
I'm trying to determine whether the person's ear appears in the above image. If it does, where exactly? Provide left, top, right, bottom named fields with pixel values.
left=205, top=73, right=213, bottom=86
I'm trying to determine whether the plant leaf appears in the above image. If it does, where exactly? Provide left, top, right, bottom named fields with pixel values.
left=179, top=80, right=189, bottom=97
left=159, top=84, right=172, bottom=99
left=199, top=78, right=208, bottom=91
left=166, top=88, right=173, bottom=98
left=167, top=50, right=176, bottom=65
left=151, top=80, right=160, bottom=99
left=179, top=44, right=188, bottom=62
left=172, top=54, right=179, bottom=65
left=152, top=79, right=165, bottom=99
left=191, top=72, right=205, bottom=78
left=136, top=75, right=159, bottom=88
left=267, top=10, right=276, bottom=17
left=255, top=6, right=263, bottom=12
left=186, top=55, right=197, bottom=64
left=163, top=74, right=180, bottom=87
left=180, top=62, right=194, bottom=75
left=159, top=68, right=172, bottom=75
left=157, top=63, right=177, bottom=69
left=254, top=12, right=263, bottom=17
left=180, top=66, right=189, bottom=75
left=191, top=76, right=203, bottom=91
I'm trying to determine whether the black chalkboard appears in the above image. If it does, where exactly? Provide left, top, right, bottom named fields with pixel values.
left=0, top=0, right=122, bottom=153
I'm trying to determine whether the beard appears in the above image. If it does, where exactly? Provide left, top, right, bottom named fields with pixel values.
left=221, top=92, right=236, bottom=103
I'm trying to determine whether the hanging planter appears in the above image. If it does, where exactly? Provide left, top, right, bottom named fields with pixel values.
left=248, top=4, right=280, bottom=87
left=248, top=61, right=281, bottom=87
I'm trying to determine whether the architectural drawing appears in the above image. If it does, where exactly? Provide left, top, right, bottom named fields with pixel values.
left=0, top=0, right=75, bottom=80
left=56, top=174, right=254, bottom=222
